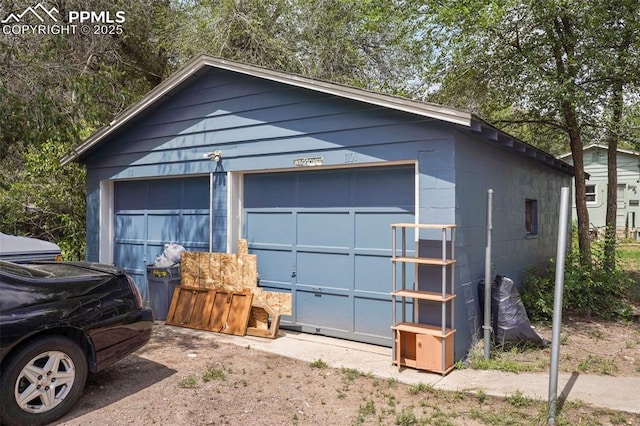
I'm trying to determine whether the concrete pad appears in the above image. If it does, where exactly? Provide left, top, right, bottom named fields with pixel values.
left=437, top=369, right=640, bottom=413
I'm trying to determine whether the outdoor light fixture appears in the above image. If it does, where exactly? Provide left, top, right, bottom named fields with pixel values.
left=203, top=150, right=222, bottom=162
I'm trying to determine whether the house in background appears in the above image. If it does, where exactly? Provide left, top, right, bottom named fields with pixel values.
left=62, top=55, right=573, bottom=361
left=559, top=144, right=640, bottom=240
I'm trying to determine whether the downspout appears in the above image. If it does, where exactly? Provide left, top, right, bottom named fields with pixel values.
left=483, top=189, right=493, bottom=359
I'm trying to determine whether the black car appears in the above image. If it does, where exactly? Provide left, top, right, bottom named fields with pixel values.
left=0, top=261, right=153, bottom=426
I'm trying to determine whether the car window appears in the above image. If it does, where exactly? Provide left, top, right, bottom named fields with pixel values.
left=0, top=261, right=53, bottom=278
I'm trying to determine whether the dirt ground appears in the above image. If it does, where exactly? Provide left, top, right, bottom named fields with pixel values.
left=467, top=316, right=640, bottom=377
left=52, top=319, right=640, bottom=426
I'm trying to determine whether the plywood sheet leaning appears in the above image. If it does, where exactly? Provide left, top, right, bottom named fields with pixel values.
left=204, top=253, right=222, bottom=289
left=248, top=290, right=292, bottom=316
left=220, top=254, right=240, bottom=290
left=238, top=254, right=257, bottom=289
left=179, top=252, right=200, bottom=288
left=181, top=252, right=255, bottom=291
left=237, top=239, right=248, bottom=255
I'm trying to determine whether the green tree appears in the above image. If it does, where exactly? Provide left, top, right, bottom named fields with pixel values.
left=160, top=0, right=420, bottom=92
left=0, top=138, right=87, bottom=260
left=417, top=0, right=640, bottom=264
left=590, top=0, right=640, bottom=271
left=0, top=0, right=173, bottom=257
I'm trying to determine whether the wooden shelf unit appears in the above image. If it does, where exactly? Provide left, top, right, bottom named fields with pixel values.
left=391, top=223, right=456, bottom=375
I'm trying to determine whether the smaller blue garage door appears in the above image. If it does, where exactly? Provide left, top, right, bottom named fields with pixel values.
left=114, top=177, right=211, bottom=299
left=244, top=165, right=415, bottom=346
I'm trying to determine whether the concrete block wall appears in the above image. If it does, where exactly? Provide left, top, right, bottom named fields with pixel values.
left=453, top=133, right=571, bottom=351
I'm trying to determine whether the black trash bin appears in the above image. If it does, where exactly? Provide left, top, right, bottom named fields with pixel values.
left=146, top=265, right=180, bottom=320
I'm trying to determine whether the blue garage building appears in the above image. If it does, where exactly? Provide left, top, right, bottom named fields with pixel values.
left=63, top=55, right=573, bottom=359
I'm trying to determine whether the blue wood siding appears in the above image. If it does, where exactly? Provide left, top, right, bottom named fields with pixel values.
left=82, top=68, right=451, bottom=180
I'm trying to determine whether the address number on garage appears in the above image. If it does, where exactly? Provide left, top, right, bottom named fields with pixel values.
left=293, top=156, right=324, bottom=167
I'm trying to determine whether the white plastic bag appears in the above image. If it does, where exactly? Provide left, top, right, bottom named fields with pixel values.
left=153, top=253, right=174, bottom=267
left=163, top=243, right=185, bottom=263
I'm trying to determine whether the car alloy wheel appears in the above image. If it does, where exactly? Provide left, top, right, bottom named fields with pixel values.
left=15, top=350, right=76, bottom=413
left=0, top=336, right=88, bottom=426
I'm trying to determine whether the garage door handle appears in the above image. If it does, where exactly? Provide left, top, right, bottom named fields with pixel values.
left=313, top=287, right=322, bottom=297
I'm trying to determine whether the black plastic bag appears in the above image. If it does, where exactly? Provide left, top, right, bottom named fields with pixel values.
left=478, top=275, right=549, bottom=347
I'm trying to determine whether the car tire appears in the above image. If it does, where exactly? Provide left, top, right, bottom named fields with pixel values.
left=0, top=336, right=88, bottom=426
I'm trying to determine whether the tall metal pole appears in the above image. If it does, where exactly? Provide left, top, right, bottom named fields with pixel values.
left=483, top=189, right=493, bottom=360
left=548, top=187, right=570, bottom=425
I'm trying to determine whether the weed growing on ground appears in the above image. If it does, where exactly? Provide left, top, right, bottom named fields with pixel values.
left=409, top=382, right=432, bottom=395
left=577, top=354, right=619, bottom=375
left=310, top=358, right=328, bottom=369
left=609, top=412, right=634, bottom=425
left=394, top=406, right=417, bottom=426
left=506, top=390, right=533, bottom=408
left=177, top=375, right=198, bottom=388
left=386, top=394, right=398, bottom=408
left=341, top=367, right=362, bottom=381
left=353, top=399, right=376, bottom=425
left=467, top=343, right=545, bottom=373
left=202, top=366, right=226, bottom=382
left=587, top=327, right=604, bottom=340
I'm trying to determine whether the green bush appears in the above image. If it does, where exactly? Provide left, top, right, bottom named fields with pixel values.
left=522, top=238, right=634, bottom=321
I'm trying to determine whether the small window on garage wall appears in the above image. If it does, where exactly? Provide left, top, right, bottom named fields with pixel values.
left=525, top=199, right=538, bottom=235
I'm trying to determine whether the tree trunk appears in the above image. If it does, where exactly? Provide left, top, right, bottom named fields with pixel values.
left=563, top=102, right=591, bottom=263
left=546, top=13, right=591, bottom=263
left=604, top=79, right=624, bottom=271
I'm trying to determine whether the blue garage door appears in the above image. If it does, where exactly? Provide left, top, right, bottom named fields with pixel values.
left=114, top=177, right=210, bottom=299
left=244, top=165, right=415, bottom=346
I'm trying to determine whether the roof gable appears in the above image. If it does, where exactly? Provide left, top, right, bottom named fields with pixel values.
left=62, top=54, right=573, bottom=176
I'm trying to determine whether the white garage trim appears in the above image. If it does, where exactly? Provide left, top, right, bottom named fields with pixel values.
left=99, top=179, right=114, bottom=264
